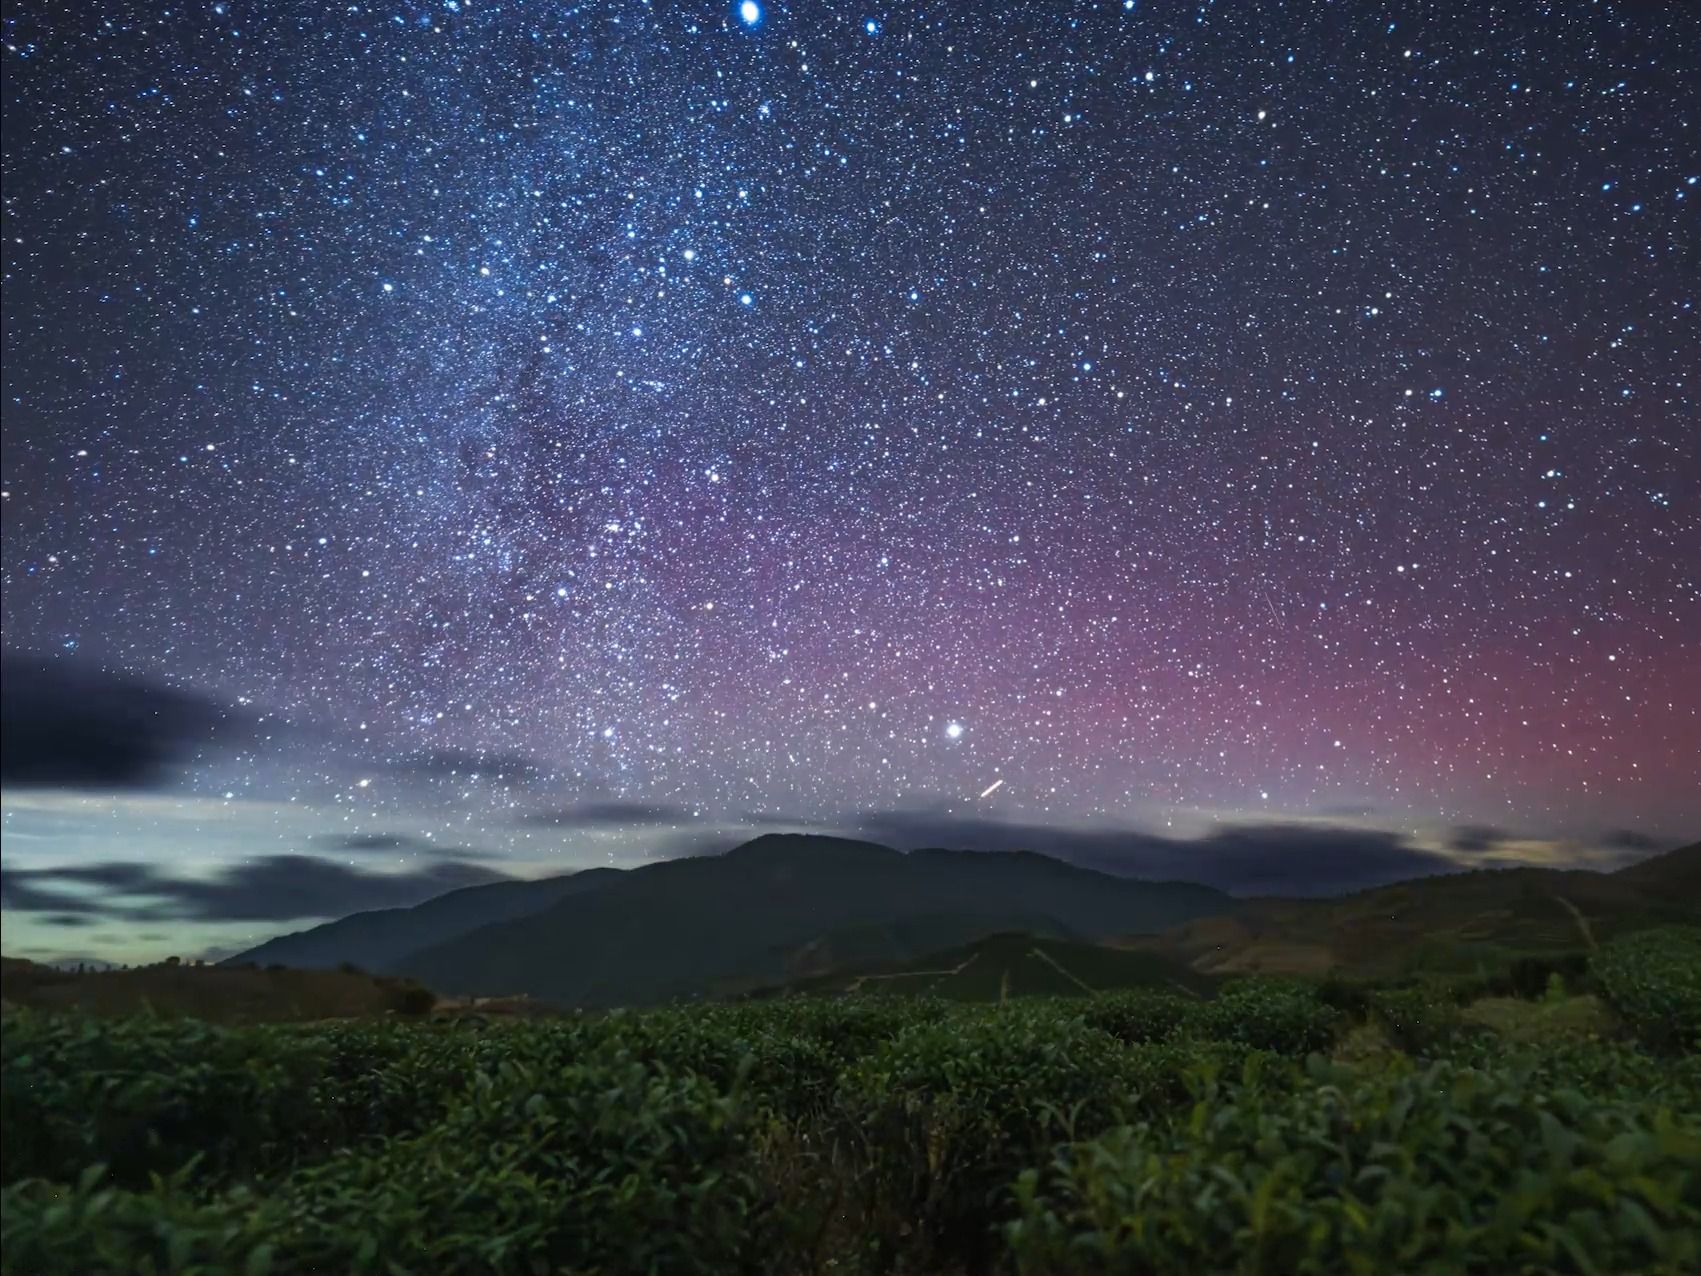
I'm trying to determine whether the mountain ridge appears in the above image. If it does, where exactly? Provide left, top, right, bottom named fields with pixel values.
left=218, top=834, right=1698, bottom=1004
left=228, top=833, right=1232, bottom=1005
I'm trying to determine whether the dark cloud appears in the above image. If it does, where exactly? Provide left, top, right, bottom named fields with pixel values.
left=41, top=914, right=97, bottom=928
left=0, top=861, right=154, bottom=914
left=843, top=809, right=1462, bottom=897
left=311, top=831, right=501, bottom=859
left=2, top=855, right=507, bottom=922
left=0, top=654, right=246, bottom=790
left=517, top=800, right=694, bottom=828
left=1448, top=824, right=1512, bottom=853
left=1602, top=829, right=1662, bottom=852
left=319, top=832, right=420, bottom=853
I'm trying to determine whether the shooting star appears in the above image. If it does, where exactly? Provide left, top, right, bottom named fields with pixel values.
left=978, top=778, right=1005, bottom=799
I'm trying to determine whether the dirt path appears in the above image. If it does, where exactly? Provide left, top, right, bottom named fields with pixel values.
left=845, top=951, right=979, bottom=993
left=1025, top=946, right=1094, bottom=993
left=1550, top=895, right=1599, bottom=950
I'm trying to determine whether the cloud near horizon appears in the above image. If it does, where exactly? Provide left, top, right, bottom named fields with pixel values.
left=516, top=800, right=696, bottom=828
left=840, top=809, right=1465, bottom=896
left=312, top=831, right=504, bottom=860
left=1, top=855, right=508, bottom=923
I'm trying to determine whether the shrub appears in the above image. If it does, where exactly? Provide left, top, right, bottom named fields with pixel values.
left=394, top=984, right=437, bottom=1016
left=1591, top=926, right=1701, bottom=1053
left=1006, top=1054, right=1701, bottom=1275
left=1315, top=974, right=1373, bottom=1019
left=0, top=1013, right=333, bottom=1190
left=1, top=1049, right=771, bottom=1276
left=835, top=1007, right=1137, bottom=1272
left=1077, top=989, right=1195, bottom=1044
left=1182, top=978, right=1342, bottom=1054
left=5, top=965, right=1698, bottom=1276
left=1370, top=982, right=1473, bottom=1054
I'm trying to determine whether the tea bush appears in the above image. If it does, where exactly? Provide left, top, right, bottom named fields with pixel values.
left=835, top=1006, right=1139, bottom=1271
left=4, top=926, right=1698, bottom=1276
left=0, top=1013, right=332, bottom=1190
left=1077, top=988, right=1195, bottom=1044
left=1591, top=926, right=1701, bottom=1053
left=3, top=1047, right=771, bottom=1276
left=1005, top=1053, right=1701, bottom=1275
left=1369, top=981, right=1475, bottom=1054
left=1181, top=977, right=1342, bottom=1054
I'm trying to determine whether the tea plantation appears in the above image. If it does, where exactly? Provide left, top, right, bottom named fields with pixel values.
left=3, top=927, right=1698, bottom=1275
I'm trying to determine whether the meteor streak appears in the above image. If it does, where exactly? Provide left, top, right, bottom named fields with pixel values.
left=978, top=779, right=1004, bottom=799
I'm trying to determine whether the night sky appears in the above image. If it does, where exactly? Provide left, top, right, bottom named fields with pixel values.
left=2, top=1, right=1696, bottom=963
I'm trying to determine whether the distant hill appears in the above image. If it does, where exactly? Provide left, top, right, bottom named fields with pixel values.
left=1132, top=841, right=1701, bottom=978
left=755, top=930, right=1218, bottom=1002
left=216, top=834, right=1697, bottom=1008
left=1610, top=839, right=1701, bottom=896
left=229, top=869, right=615, bottom=972
left=0, top=956, right=437, bottom=1024
left=319, top=834, right=1231, bottom=1007
left=778, top=909, right=1086, bottom=981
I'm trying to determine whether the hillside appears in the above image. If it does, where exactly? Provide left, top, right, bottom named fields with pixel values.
left=1610, top=839, right=1701, bottom=896
left=756, top=930, right=1218, bottom=1001
left=230, top=869, right=615, bottom=972
left=778, top=909, right=1085, bottom=980
left=393, top=834, right=1231, bottom=1007
left=217, top=835, right=1697, bottom=1007
left=0, top=956, right=437, bottom=1024
left=1133, top=841, right=1701, bottom=977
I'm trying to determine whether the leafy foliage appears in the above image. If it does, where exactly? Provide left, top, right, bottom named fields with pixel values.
left=1369, top=981, right=1477, bottom=1054
left=3, top=932, right=1697, bottom=1275
left=1181, top=977, right=1342, bottom=1054
left=1007, top=1054, right=1701, bottom=1275
left=1591, top=925, right=1701, bottom=1052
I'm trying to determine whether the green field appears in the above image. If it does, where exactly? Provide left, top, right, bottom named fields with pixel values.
left=3, top=925, right=1698, bottom=1275
left=752, top=930, right=1219, bottom=1001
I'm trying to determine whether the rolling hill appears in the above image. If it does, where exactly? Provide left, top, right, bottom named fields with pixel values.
left=1131, top=840, right=1701, bottom=977
left=230, top=834, right=1232, bottom=1007
left=217, top=834, right=1698, bottom=1008
left=755, top=930, right=1219, bottom=1002
left=230, top=869, right=617, bottom=972
left=398, top=836, right=1232, bottom=1006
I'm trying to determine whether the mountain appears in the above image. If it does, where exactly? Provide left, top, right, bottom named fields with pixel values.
left=392, top=835, right=1232, bottom=1007
left=1133, top=840, right=1701, bottom=978
left=228, top=869, right=617, bottom=972
left=755, top=930, right=1218, bottom=1002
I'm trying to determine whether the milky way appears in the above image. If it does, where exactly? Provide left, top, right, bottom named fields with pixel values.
left=3, top=0, right=1698, bottom=913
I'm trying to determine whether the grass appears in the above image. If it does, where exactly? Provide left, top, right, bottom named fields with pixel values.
left=1461, top=992, right=1617, bottom=1043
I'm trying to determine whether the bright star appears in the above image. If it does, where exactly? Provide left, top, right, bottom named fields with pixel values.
left=739, top=1, right=761, bottom=26
left=946, top=721, right=964, bottom=739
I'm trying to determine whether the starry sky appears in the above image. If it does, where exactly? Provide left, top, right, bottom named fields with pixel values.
left=2, top=1, right=1697, bottom=963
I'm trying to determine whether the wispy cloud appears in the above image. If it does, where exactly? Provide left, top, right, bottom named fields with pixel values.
left=2, top=855, right=508, bottom=922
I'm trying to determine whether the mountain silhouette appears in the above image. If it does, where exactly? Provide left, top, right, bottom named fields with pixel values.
left=229, top=834, right=1230, bottom=1006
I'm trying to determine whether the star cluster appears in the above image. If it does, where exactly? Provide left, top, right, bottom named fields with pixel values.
left=3, top=0, right=1697, bottom=884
